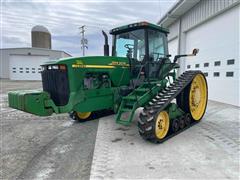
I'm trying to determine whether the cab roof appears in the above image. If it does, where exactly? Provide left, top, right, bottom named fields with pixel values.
left=110, top=21, right=169, bottom=35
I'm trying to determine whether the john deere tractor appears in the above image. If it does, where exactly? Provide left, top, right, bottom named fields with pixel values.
left=8, top=22, right=208, bottom=143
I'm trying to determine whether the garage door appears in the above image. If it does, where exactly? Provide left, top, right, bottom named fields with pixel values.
left=168, top=37, right=178, bottom=58
left=9, top=55, right=49, bottom=80
left=184, top=5, right=239, bottom=106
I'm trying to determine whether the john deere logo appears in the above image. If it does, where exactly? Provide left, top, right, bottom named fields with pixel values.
left=109, top=61, right=129, bottom=67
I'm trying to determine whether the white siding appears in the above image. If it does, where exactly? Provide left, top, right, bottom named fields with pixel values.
left=184, top=5, right=240, bottom=106
left=182, top=0, right=239, bottom=32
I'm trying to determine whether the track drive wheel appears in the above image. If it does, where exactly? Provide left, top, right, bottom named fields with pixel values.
left=138, top=110, right=170, bottom=143
left=69, top=111, right=92, bottom=122
left=177, top=73, right=208, bottom=121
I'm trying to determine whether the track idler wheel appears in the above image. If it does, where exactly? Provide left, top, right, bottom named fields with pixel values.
left=177, top=72, right=208, bottom=121
left=138, top=110, right=170, bottom=143
left=69, top=110, right=114, bottom=122
left=69, top=111, right=92, bottom=122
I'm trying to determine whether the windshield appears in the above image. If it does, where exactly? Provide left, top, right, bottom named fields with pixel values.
left=114, top=29, right=145, bottom=61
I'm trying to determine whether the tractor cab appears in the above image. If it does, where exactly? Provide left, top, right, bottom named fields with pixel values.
left=110, top=22, right=170, bottom=79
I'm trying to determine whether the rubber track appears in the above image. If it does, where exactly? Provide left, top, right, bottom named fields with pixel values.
left=138, top=70, right=202, bottom=143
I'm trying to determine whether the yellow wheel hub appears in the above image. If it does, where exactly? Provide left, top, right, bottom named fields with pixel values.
left=76, top=112, right=91, bottom=120
left=189, top=74, right=207, bottom=121
left=155, top=111, right=170, bottom=139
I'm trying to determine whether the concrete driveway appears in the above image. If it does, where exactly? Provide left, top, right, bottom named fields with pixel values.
left=1, top=80, right=239, bottom=179
left=90, top=101, right=239, bottom=179
left=1, top=80, right=98, bottom=180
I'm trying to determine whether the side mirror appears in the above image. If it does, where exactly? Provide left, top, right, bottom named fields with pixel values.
left=173, top=48, right=199, bottom=63
left=192, top=48, right=199, bottom=56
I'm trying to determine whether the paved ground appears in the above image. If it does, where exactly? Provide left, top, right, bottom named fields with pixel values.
left=0, top=80, right=99, bottom=180
left=90, top=102, right=240, bottom=179
left=1, top=80, right=240, bottom=180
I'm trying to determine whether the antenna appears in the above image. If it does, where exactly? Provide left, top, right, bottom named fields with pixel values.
left=79, top=25, right=88, bottom=56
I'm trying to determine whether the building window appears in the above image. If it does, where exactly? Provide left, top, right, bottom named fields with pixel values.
left=12, top=71, right=16, bottom=73
left=32, top=71, right=35, bottom=73
left=203, top=72, right=208, bottom=77
left=38, top=68, right=41, bottom=70
left=226, top=72, right=234, bottom=77
left=19, top=68, right=23, bottom=70
left=26, top=71, right=29, bottom=73
left=12, top=67, right=16, bottom=70
left=204, top=63, right=209, bottom=67
left=187, top=65, right=191, bottom=69
left=214, top=61, right=221, bottom=66
left=214, top=72, right=220, bottom=77
left=32, top=68, right=35, bottom=70
left=195, top=64, right=199, bottom=68
left=20, top=71, right=23, bottom=73
left=26, top=68, right=29, bottom=70
left=227, top=59, right=235, bottom=65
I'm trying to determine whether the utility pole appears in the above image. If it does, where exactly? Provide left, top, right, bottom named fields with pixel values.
left=79, top=25, right=88, bottom=56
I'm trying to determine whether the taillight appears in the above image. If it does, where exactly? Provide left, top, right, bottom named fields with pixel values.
left=59, top=65, right=66, bottom=71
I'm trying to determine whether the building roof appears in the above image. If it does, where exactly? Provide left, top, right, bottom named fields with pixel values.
left=0, top=47, right=71, bottom=57
left=32, top=25, right=50, bottom=33
left=158, top=0, right=200, bottom=27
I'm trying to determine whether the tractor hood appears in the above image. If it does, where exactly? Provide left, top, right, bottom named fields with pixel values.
left=8, top=56, right=130, bottom=116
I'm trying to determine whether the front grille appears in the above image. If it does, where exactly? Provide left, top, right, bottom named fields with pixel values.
left=41, top=68, right=70, bottom=106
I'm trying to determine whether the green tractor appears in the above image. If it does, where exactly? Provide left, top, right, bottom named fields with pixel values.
left=8, top=22, right=208, bottom=143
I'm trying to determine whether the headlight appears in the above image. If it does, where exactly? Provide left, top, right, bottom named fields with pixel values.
left=52, top=65, right=59, bottom=69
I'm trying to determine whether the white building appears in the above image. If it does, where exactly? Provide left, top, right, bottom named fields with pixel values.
left=0, top=47, right=71, bottom=80
left=158, top=0, right=240, bottom=107
left=0, top=25, right=71, bottom=81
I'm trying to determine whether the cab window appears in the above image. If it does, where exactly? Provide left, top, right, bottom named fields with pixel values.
left=148, top=30, right=167, bottom=61
left=115, top=29, right=145, bottom=62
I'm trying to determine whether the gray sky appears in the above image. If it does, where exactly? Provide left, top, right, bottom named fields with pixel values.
left=1, top=0, right=177, bottom=56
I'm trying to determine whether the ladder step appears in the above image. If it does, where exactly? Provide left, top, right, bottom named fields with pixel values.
left=157, top=101, right=165, bottom=105
left=121, top=108, right=132, bottom=112
left=123, top=96, right=137, bottom=100
left=125, top=102, right=135, bottom=107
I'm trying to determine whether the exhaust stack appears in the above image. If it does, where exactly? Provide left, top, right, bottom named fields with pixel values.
left=102, top=30, right=109, bottom=56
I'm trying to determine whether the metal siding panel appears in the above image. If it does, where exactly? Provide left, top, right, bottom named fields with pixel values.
left=208, top=0, right=212, bottom=17
left=181, top=0, right=238, bottom=32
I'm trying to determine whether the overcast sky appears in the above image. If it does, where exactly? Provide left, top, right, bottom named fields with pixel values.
left=1, top=0, right=177, bottom=56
